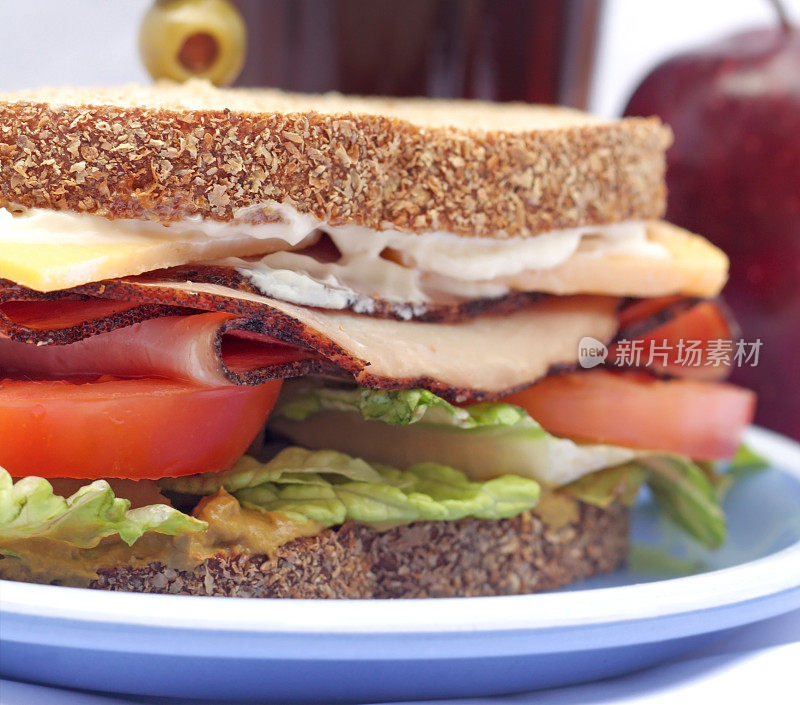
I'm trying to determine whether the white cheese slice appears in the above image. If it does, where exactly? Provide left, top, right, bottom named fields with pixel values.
left=0, top=202, right=726, bottom=301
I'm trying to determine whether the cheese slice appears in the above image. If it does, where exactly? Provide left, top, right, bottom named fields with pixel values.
left=503, top=221, right=729, bottom=298
left=0, top=205, right=322, bottom=292
left=0, top=204, right=727, bottom=301
left=0, top=238, right=291, bottom=293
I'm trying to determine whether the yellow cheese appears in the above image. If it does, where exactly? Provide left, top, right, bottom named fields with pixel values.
left=0, top=238, right=280, bottom=292
left=0, top=206, right=317, bottom=293
left=505, top=222, right=729, bottom=298
left=0, top=206, right=728, bottom=299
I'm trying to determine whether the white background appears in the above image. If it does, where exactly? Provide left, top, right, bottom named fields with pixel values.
left=0, top=0, right=798, bottom=115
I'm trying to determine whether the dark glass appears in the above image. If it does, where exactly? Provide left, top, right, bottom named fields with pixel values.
left=233, top=0, right=602, bottom=108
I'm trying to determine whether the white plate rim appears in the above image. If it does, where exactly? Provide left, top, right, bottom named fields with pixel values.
left=2, top=426, right=799, bottom=636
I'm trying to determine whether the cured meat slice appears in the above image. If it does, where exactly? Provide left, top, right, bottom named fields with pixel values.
left=0, top=312, right=319, bottom=386
left=0, top=278, right=619, bottom=401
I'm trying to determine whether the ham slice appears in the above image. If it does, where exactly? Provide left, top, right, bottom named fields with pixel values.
left=0, top=289, right=188, bottom=344
left=0, top=298, right=144, bottom=330
left=0, top=277, right=619, bottom=401
left=0, top=312, right=317, bottom=386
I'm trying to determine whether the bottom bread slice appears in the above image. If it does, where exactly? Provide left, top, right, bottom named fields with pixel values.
left=91, top=502, right=629, bottom=598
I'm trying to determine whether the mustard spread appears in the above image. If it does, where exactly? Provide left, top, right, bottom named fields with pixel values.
left=0, top=489, right=322, bottom=587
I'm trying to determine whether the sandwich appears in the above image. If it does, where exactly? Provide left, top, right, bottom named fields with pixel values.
left=0, top=82, right=756, bottom=597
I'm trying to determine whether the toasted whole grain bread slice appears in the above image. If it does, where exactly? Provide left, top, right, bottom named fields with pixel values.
left=0, top=81, right=671, bottom=237
left=86, top=502, right=629, bottom=598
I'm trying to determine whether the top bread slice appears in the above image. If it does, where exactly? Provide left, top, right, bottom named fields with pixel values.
left=0, top=81, right=672, bottom=238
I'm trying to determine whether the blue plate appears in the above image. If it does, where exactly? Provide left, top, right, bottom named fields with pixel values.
left=2, top=427, right=800, bottom=703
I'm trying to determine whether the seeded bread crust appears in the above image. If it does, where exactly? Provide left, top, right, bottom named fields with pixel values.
left=0, top=83, right=671, bottom=237
left=89, top=503, right=629, bottom=598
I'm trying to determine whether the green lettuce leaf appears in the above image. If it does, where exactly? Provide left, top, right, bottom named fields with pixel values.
left=278, top=385, right=531, bottom=429
left=634, top=456, right=727, bottom=549
left=236, top=483, right=347, bottom=525
left=0, top=468, right=206, bottom=548
left=626, top=545, right=707, bottom=577
left=160, top=447, right=385, bottom=495
left=727, top=443, right=770, bottom=478
left=163, top=449, right=541, bottom=528
left=692, top=444, right=770, bottom=505
left=563, top=464, right=646, bottom=508
left=273, top=385, right=637, bottom=487
left=275, top=385, right=730, bottom=547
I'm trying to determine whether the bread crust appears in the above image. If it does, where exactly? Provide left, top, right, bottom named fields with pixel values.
left=0, top=88, right=670, bottom=237
left=89, top=503, right=629, bottom=598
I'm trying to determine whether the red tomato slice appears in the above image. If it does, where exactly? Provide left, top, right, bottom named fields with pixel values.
left=502, top=370, right=755, bottom=460
left=0, top=377, right=282, bottom=479
left=617, top=295, right=685, bottom=329
left=612, top=300, right=735, bottom=380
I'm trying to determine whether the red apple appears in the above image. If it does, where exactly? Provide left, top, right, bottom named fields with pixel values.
left=624, top=9, right=800, bottom=441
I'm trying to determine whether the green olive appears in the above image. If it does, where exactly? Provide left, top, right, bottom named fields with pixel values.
left=139, top=0, right=247, bottom=86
